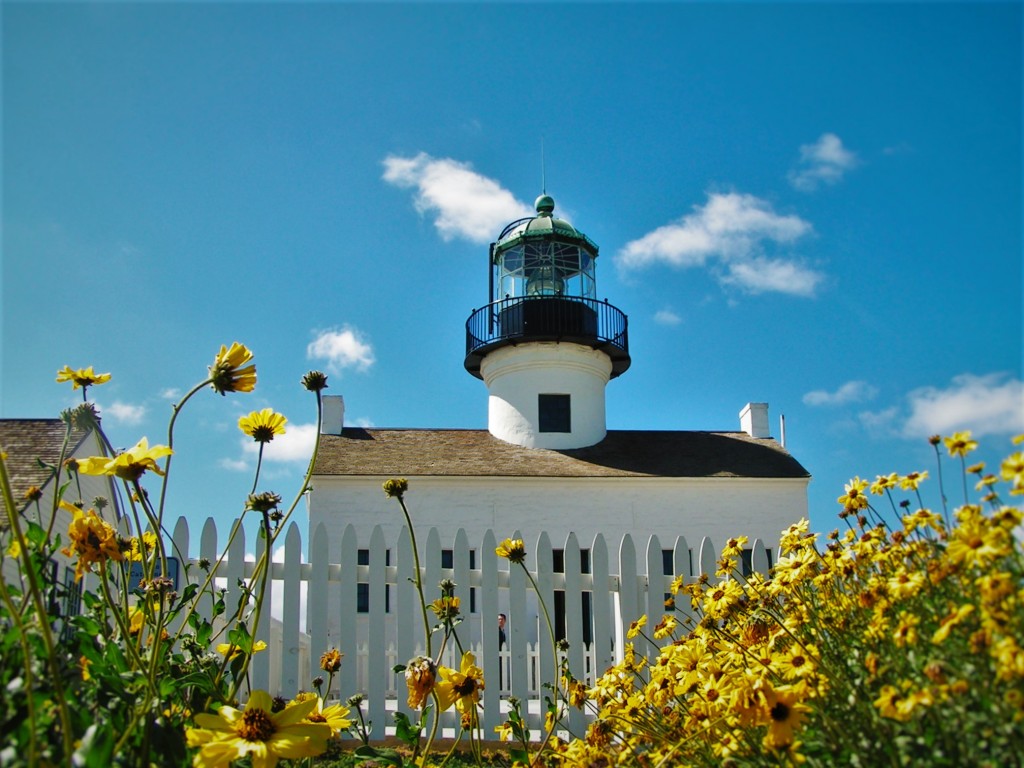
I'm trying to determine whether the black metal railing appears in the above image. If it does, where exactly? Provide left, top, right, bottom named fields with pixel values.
left=465, top=296, right=630, bottom=377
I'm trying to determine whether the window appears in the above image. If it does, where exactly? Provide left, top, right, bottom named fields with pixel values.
left=662, top=549, right=674, bottom=576
left=740, top=549, right=753, bottom=577
left=356, top=548, right=390, bottom=613
left=441, top=549, right=478, bottom=613
left=538, top=394, right=571, bottom=433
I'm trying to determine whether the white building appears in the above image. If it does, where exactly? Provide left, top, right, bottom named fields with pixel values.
left=0, top=419, right=119, bottom=593
left=308, top=195, right=809, bottom=649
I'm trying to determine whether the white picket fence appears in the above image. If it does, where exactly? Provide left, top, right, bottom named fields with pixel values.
left=165, top=517, right=774, bottom=737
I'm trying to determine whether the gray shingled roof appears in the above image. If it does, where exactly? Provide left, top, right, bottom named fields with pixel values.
left=0, top=419, right=92, bottom=528
left=313, top=429, right=810, bottom=479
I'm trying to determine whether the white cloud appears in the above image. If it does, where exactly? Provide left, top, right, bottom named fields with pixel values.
left=858, top=406, right=902, bottom=437
left=307, top=327, right=375, bottom=373
left=160, top=388, right=181, bottom=400
left=721, top=257, right=823, bottom=297
left=105, top=400, right=146, bottom=425
left=653, top=309, right=682, bottom=326
left=382, top=152, right=532, bottom=243
left=616, top=192, right=821, bottom=297
left=803, top=380, right=879, bottom=407
left=788, top=133, right=858, bottom=191
left=902, top=373, right=1024, bottom=438
left=242, top=422, right=318, bottom=463
left=220, top=457, right=250, bottom=472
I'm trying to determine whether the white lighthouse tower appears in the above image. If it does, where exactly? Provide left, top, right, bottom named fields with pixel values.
left=464, top=195, right=631, bottom=449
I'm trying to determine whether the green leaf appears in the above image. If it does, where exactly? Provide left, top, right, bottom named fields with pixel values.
left=392, top=711, right=423, bottom=747
left=354, top=746, right=405, bottom=767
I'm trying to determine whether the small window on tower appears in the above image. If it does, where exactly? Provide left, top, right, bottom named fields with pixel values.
left=539, top=394, right=571, bottom=433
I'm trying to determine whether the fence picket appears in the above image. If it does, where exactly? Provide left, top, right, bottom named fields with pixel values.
left=309, top=523, right=329, bottom=694
left=280, top=522, right=302, bottom=698
left=166, top=519, right=769, bottom=730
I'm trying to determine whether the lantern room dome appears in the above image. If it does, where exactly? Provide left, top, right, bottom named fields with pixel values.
left=494, top=195, right=600, bottom=255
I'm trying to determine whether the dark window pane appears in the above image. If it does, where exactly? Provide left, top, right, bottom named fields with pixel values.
left=539, top=394, right=571, bottom=433
left=662, top=549, right=674, bottom=576
left=357, top=549, right=369, bottom=566
left=357, top=583, right=369, bottom=613
left=553, top=549, right=565, bottom=573
left=441, top=549, right=453, bottom=569
left=580, top=549, right=591, bottom=574
left=741, top=549, right=753, bottom=577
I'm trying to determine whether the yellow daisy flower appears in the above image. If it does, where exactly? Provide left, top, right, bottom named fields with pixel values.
left=76, top=437, right=172, bottom=482
left=495, top=538, right=526, bottom=564
left=61, top=505, right=123, bottom=581
left=943, top=430, right=978, bottom=457
left=238, top=408, right=287, bottom=443
left=435, top=651, right=485, bottom=716
left=209, top=342, right=257, bottom=396
left=187, top=690, right=331, bottom=768
left=55, top=365, right=111, bottom=390
left=216, top=640, right=268, bottom=660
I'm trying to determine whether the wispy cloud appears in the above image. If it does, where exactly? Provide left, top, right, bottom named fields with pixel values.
left=104, top=401, right=146, bottom=425
left=653, top=309, right=682, bottom=326
left=616, top=192, right=822, bottom=297
left=788, top=133, right=858, bottom=192
left=902, top=373, right=1024, bottom=438
left=382, top=152, right=532, bottom=243
left=220, top=457, right=250, bottom=472
left=858, top=373, right=1024, bottom=438
left=241, top=422, right=318, bottom=463
left=307, top=327, right=375, bottom=374
left=160, top=388, right=181, bottom=400
left=803, top=380, right=878, bottom=407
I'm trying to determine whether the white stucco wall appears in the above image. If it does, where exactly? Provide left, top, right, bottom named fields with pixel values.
left=481, top=342, right=612, bottom=449
left=308, top=473, right=808, bottom=649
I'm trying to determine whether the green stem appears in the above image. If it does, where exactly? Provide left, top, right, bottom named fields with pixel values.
left=0, top=452, right=74, bottom=762
left=396, top=495, right=432, bottom=658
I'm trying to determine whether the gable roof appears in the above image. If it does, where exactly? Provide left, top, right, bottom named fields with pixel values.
left=0, top=419, right=93, bottom=528
left=313, top=428, right=810, bottom=480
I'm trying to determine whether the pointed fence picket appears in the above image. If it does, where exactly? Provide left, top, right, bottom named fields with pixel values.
left=164, top=517, right=774, bottom=738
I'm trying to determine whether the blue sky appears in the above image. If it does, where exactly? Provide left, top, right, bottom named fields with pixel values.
left=3, top=2, right=1021, bottom=543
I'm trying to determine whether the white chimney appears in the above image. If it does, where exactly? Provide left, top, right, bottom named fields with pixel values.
left=739, top=402, right=770, bottom=438
left=321, top=395, right=345, bottom=435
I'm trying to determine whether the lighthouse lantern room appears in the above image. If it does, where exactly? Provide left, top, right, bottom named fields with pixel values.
left=465, top=195, right=631, bottom=450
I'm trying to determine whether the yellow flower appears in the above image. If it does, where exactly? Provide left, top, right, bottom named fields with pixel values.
left=187, top=690, right=331, bottom=768
left=23, top=485, right=43, bottom=502
left=128, top=531, right=159, bottom=562
left=1000, top=452, right=1024, bottom=494
left=302, top=697, right=352, bottom=737
left=55, top=365, right=111, bottom=390
left=61, top=505, right=123, bottom=580
left=405, top=656, right=436, bottom=709
left=382, top=478, right=408, bottom=499
left=216, top=640, right=268, bottom=660
left=435, top=651, right=485, bottom=716
left=837, top=476, right=869, bottom=510
left=495, top=538, right=526, bottom=564
left=931, top=604, right=974, bottom=644
left=900, top=471, right=929, bottom=491
left=6, top=539, right=21, bottom=558
left=943, top=431, right=978, bottom=457
left=319, top=648, right=343, bottom=673
left=76, top=437, right=172, bottom=482
left=626, top=615, right=647, bottom=639
left=209, top=342, right=257, bottom=396
left=761, top=685, right=807, bottom=750
left=238, top=409, right=287, bottom=443
left=429, top=595, right=461, bottom=621
left=870, top=473, right=899, bottom=495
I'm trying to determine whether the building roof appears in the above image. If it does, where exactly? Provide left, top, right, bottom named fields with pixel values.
left=0, top=419, right=93, bottom=527
left=313, top=428, right=810, bottom=480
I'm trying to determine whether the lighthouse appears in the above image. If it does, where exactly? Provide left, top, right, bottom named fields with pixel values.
left=465, top=195, right=630, bottom=449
